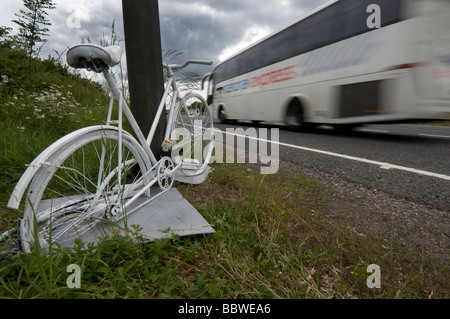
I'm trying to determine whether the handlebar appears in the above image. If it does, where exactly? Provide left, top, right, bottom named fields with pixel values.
left=163, top=59, right=213, bottom=71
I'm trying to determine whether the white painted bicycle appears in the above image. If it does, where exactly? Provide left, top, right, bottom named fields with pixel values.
left=2, top=44, right=214, bottom=253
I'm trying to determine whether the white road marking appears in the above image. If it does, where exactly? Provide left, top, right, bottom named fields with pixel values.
left=419, top=134, right=450, bottom=139
left=218, top=129, right=450, bottom=181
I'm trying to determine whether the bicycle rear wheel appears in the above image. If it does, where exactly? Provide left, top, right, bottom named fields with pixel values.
left=20, top=127, right=152, bottom=252
left=172, top=93, right=214, bottom=176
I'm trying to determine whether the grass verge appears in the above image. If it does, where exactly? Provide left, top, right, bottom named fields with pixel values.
left=1, top=163, right=448, bottom=299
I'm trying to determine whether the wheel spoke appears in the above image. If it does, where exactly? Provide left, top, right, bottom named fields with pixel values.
left=22, top=128, right=149, bottom=251
left=173, top=93, right=214, bottom=176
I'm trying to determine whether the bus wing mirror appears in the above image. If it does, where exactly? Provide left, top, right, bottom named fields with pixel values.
left=201, top=72, right=212, bottom=90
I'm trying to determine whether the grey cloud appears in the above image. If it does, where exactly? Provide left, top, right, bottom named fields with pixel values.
left=10, top=0, right=328, bottom=76
left=158, top=0, right=328, bottom=71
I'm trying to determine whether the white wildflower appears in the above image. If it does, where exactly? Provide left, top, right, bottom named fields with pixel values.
left=0, top=75, right=8, bottom=85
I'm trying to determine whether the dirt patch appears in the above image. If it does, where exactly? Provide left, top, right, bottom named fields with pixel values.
left=177, top=160, right=449, bottom=267
left=280, top=159, right=450, bottom=266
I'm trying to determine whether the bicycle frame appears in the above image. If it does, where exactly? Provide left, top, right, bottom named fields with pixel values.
left=102, top=69, right=157, bottom=165
left=100, top=60, right=211, bottom=215
left=102, top=59, right=212, bottom=167
left=2, top=54, right=213, bottom=248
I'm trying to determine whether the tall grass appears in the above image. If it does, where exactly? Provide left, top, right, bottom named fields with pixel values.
left=0, top=49, right=110, bottom=205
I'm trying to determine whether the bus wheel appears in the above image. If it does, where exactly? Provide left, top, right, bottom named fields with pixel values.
left=218, top=105, right=227, bottom=124
left=333, top=124, right=358, bottom=132
left=286, top=99, right=305, bottom=130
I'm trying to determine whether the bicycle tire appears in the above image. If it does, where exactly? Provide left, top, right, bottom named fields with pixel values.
left=171, top=92, right=214, bottom=177
left=20, top=126, right=152, bottom=252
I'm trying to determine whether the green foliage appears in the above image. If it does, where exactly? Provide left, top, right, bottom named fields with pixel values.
left=0, top=42, right=110, bottom=203
left=12, top=0, right=56, bottom=61
left=0, top=26, right=12, bottom=41
left=0, top=232, right=179, bottom=299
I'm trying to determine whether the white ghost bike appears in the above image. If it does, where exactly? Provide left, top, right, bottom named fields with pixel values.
left=1, top=44, right=214, bottom=253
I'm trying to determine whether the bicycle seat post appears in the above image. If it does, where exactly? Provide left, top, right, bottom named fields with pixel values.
left=102, top=68, right=122, bottom=102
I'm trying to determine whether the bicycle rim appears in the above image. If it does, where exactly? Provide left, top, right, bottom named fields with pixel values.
left=21, top=127, right=151, bottom=252
left=172, top=93, right=214, bottom=176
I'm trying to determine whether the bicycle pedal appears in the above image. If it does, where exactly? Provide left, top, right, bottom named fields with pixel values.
left=181, top=158, right=200, bottom=170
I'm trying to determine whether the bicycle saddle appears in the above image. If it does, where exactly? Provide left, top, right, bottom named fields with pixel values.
left=67, top=44, right=123, bottom=71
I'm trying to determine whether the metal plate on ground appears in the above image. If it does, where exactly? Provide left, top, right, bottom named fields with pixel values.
left=38, top=188, right=215, bottom=249
left=175, top=166, right=212, bottom=185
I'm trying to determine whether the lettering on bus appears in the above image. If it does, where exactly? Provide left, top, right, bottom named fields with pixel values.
left=224, top=79, right=250, bottom=94
left=223, top=65, right=297, bottom=94
left=250, top=65, right=297, bottom=87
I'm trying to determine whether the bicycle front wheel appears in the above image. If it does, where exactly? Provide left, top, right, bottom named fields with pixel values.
left=20, top=126, right=152, bottom=252
left=172, top=93, right=214, bottom=176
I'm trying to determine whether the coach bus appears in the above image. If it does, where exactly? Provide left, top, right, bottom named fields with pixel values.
left=204, top=0, right=450, bottom=130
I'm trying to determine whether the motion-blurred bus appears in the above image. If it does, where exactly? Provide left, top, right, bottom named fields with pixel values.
left=203, top=0, right=450, bottom=130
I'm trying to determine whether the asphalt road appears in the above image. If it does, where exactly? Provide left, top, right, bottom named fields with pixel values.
left=214, top=122, right=450, bottom=211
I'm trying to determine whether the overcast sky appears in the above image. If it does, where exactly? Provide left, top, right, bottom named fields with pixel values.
left=1, top=0, right=328, bottom=77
